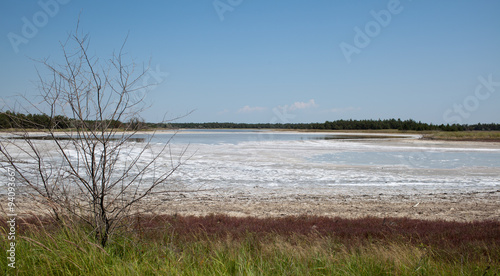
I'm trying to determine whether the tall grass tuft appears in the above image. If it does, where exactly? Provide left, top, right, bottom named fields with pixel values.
left=1, top=214, right=498, bottom=275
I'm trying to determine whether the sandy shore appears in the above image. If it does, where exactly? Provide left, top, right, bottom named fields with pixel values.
left=8, top=188, right=499, bottom=222
left=7, top=181, right=500, bottom=223
left=148, top=190, right=500, bottom=222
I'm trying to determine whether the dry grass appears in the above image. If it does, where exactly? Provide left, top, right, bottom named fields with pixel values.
left=1, top=214, right=499, bottom=275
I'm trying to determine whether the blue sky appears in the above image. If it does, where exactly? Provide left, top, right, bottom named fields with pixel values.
left=1, top=0, right=499, bottom=124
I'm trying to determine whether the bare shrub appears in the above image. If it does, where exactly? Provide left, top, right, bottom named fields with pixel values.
left=0, top=28, right=186, bottom=246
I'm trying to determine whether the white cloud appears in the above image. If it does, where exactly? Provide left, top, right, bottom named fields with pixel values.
left=217, top=109, right=230, bottom=115
left=284, top=99, right=318, bottom=111
left=236, top=99, right=317, bottom=116
left=237, top=105, right=267, bottom=113
left=326, top=106, right=361, bottom=113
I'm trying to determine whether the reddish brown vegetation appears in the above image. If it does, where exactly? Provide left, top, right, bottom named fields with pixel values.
left=127, top=214, right=500, bottom=248
left=8, top=214, right=500, bottom=249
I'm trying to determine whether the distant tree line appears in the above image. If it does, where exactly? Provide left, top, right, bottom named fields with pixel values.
left=155, top=119, right=500, bottom=132
left=0, top=111, right=140, bottom=130
left=2, top=111, right=499, bottom=131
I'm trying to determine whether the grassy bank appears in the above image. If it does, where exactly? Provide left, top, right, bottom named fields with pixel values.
left=2, top=215, right=499, bottom=275
left=290, top=129, right=500, bottom=142
left=422, top=131, right=500, bottom=142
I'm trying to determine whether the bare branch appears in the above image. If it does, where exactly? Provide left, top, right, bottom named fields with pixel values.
left=0, top=28, right=189, bottom=247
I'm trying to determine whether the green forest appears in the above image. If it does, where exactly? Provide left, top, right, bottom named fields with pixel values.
left=154, top=119, right=500, bottom=132
left=1, top=111, right=500, bottom=132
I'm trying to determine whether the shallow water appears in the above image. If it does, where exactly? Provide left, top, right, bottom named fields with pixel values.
left=310, top=151, right=500, bottom=169
left=145, top=130, right=500, bottom=197
left=131, top=129, right=410, bottom=145
left=2, top=130, right=499, bottom=197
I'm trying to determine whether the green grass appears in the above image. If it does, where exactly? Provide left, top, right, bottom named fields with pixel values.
left=423, top=131, right=500, bottom=142
left=1, top=215, right=499, bottom=275
left=281, top=129, right=500, bottom=142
